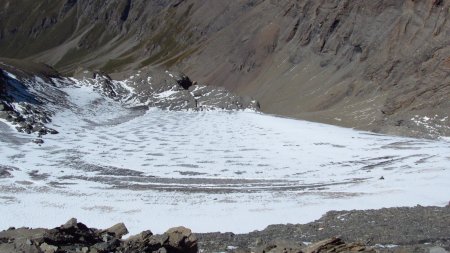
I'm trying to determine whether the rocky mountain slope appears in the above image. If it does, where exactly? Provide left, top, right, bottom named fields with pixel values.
left=0, top=59, right=258, bottom=136
left=0, top=0, right=449, bottom=137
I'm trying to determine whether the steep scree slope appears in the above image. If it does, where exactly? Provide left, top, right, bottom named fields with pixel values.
left=0, top=0, right=449, bottom=137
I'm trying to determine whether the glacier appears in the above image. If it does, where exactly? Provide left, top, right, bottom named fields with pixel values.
left=0, top=83, right=449, bottom=235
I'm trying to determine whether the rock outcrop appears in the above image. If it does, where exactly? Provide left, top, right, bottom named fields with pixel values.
left=0, top=219, right=198, bottom=253
left=0, top=59, right=259, bottom=137
left=0, top=219, right=381, bottom=253
left=0, top=59, right=64, bottom=135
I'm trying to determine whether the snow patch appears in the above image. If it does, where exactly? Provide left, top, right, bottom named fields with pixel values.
left=5, top=71, right=17, bottom=80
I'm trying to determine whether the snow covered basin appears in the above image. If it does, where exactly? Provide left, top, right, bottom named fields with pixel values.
left=0, top=85, right=449, bottom=234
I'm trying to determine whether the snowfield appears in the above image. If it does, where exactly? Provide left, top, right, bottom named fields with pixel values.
left=0, top=85, right=449, bottom=235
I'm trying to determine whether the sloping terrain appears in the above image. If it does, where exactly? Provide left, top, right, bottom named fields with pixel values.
left=0, top=59, right=257, bottom=136
left=0, top=77, right=449, bottom=233
left=0, top=0, right=449, bottom=137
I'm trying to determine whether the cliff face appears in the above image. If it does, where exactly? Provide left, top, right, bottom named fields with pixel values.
left=1, top=0, right=449, bottom=137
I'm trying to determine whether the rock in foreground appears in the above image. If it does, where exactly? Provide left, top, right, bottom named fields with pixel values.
left=0, top=218, right=198, bottom=253
left=0, top=219, right=381, bottom=253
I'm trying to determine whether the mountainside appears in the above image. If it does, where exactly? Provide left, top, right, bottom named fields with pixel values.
left=0, top=0, right=449, bottom=137
left=0, top=59, right=257, bottom=136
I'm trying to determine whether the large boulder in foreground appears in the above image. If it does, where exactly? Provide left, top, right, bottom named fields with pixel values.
left=163, top=226, right=198, bottom=253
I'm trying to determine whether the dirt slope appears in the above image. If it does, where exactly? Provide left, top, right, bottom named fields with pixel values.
left=0, top=0, right=449, bottom=137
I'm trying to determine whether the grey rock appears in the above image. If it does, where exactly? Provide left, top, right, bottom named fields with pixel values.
left=32, top=139, right=44, bottom=144
left=103, top=223, right=128, bottom=239
left=39, top=242, right=58, bottom=253
left=0, top=166, right=14, bottom=178
left=0, top=111, right=8, bottom=119
left=254, top=240, right=303, bottom=253
left=92, top=238, right=120, bottom=252
left=430, top=247, right=449, bottom=253
left=62, top=218, right=78, bottom=229
left=163, top=226, right=198, bottom=253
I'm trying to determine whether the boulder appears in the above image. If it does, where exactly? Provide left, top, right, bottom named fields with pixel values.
left=32, top=139, right=44, bottom=144
left=62, top=218, right=77, bottom=229
left=121, top=230, right=161, bottom=253
left=39, top=242, right=58, bottom=253
left=163, top=226, right=198, bottom=253
left=102, top=223, right=128, bottom=239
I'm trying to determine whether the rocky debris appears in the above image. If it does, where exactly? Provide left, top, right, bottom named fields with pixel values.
left=253, top=239, right=304, bottom=253
left=73, top=67, right=259, bottom=112
left=0, top=61, right=65, bottom=135
left=197, top=205, right=450, bottom=253
left=0, top=220, right=377, bottom=253
left=0, top=219, right=199, bottom=253
left=189, top=85, right=259, bottom=111
left=73, top=69, right=130, bottom=100
left=1, top=205, right=450, bottom=253
left=249, top=237, right=375, bottom=253
left=2, top=0, right=449, bottom=138
left=1, top=60, right=259, bottom=136
left=302, top=237, right=375, bottom=253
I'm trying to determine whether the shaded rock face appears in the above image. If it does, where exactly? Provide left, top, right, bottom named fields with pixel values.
left=0, top=60, right=64, bottom=135
left=0, top=0, right=449, bottom=137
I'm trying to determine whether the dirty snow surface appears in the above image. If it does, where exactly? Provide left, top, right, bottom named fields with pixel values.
left=0, top=85, right=449, bottom=235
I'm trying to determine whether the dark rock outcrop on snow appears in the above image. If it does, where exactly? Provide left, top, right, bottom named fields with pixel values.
left=109, top=66, right=259, bottom=111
